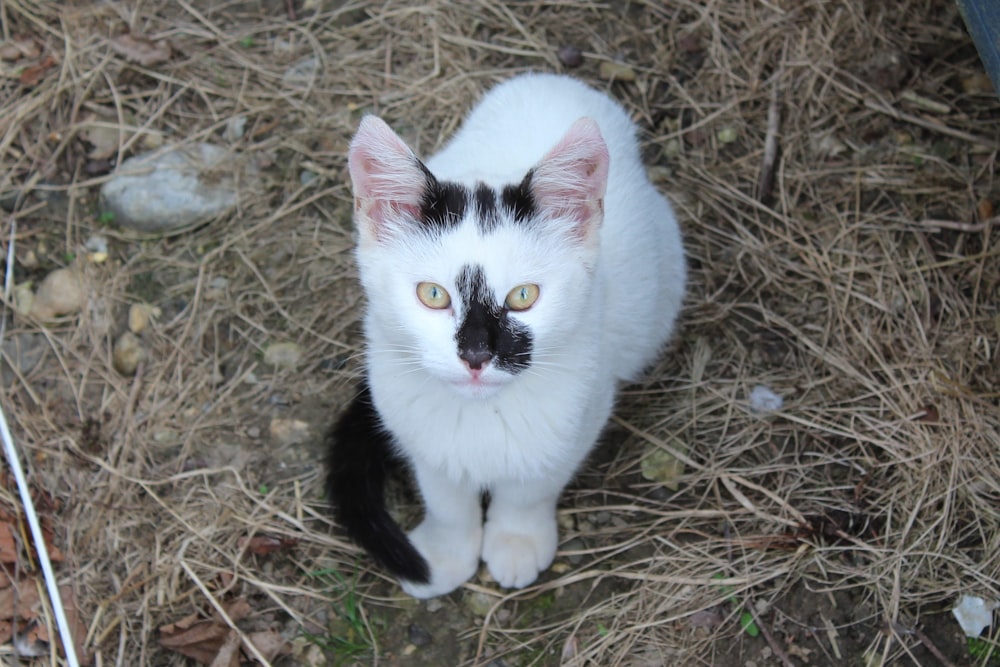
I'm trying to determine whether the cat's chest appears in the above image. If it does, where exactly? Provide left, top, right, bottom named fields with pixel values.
left=369, top=364, right=612, bottom=485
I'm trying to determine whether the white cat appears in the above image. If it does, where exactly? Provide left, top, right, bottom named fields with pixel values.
left=327, top=73, right=686, bottom=598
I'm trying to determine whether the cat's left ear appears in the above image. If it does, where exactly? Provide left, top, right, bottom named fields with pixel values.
left=348, top=116, right=428, bottom=243
left=530, top=118, right=609, bottom=244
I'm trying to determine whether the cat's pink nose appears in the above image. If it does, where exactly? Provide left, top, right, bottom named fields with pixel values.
left=460, top=347, right=492, bottom=371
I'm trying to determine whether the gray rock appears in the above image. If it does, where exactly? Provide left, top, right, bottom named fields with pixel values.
left=100, top=143, right=254, bottom=234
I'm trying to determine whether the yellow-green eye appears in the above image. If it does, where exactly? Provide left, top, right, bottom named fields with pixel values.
left=416, top=282, right=451, bottom=309
left=505, top=284, right=540, bottom=311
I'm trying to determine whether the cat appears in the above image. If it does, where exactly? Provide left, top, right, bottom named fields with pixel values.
left=326, top=72, right=686, bottom=598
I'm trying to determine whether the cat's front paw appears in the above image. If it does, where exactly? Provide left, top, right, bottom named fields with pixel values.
left=482, top=515, right=558, bottom=589
left=400, top=519, right=482, bottom=599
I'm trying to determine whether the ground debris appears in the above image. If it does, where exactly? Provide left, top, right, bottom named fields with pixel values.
left=238, top=534, right=298, bottom=557
left=108, top=33, right=172, bottom=67
left=158, top=598, right=290, bottom=665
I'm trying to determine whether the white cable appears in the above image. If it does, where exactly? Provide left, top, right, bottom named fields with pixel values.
left=1, top=218, right=80, bottom=665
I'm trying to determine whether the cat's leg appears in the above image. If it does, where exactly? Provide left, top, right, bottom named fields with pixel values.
left=482, top=475, right=568, bottom=589
left=400, top=459, right=483, bottom=598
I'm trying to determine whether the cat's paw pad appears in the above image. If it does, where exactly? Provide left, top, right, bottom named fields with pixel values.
left=482, top=521, right=557, bottom=589
left=400, top=520, right=482, bottom=599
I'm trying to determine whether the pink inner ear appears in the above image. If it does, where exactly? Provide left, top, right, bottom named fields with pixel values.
left=348, top=116, right=427, bottom=236
left=531, top=118, right=610, bottom=237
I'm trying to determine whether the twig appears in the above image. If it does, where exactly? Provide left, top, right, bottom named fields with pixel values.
left=864, top=96, right=996, bottom=147
left=757, top=63, right=783, bottom=201
left=747, top=601, right=796, bottom=667
left=912, top=626, right=958, bottom=667
left=0, top=219, right=81, bottom=667
left=921, top=215, right=996, bottom=233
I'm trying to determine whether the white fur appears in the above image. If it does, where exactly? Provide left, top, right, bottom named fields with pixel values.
left=351, top=73, right=686, bottom=597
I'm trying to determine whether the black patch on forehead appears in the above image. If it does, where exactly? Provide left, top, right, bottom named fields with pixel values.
left=418, top=162, right=467, bottom=228
left=455, top=264, right=532, bottom=374
left=501, top=170, right=536, bottom=223
left=473, top=182, right=500, bottom=233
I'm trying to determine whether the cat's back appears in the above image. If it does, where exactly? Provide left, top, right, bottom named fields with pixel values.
left=426, top=73, right=640, bottom=185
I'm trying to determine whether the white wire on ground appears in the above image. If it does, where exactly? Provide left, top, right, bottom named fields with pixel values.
left=1, top=218, right=80, bottom=666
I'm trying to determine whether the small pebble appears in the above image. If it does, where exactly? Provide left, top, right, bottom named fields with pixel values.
left=599, top=61, right=636, bottom=82
left=268, top=418, right=310, bottom=445
left=407, top=623, right=432, bottom=647
left=128, top=303, right=160, bottom=334
left=464, top=590, right=495, bottom=617
left=562, top=537, right=585, bottom=565
left=962, top=72, right=994, bottom=95
left=84, top=235, right=109, bottom=263
left=749, top=385, right=783, bottom=414
left=264, top=342, right=303, bottom=371
left=425, top=598, right=444, bottom=613
left=716, top=126, right=738, bottom=144
left=557, top=45, right=583, bottom=68
left=29, top=268, right=85, bottom=320
left=112, top=331, right=145, bottom=376
left=223, top=115, right=247, bottom=142
left=246, top=426, right=261, bottom=439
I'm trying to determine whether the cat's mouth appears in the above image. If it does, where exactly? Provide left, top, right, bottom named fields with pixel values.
left=450, top=374, right=506, bottom=398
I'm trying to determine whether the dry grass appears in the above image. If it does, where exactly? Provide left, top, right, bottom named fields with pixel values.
left=1, top=0, right=998, bottom=665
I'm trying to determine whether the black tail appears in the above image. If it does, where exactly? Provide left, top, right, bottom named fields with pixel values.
left=325, top=383, right=430, bottom=583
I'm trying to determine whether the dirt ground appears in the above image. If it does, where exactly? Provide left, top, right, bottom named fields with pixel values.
left=1, top=1, right=999, bottom=665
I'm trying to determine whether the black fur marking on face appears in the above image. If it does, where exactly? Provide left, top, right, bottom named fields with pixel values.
left=455, top=264, right=533, bottom=373
left=501, top=170, right=536, bottom=223
left=418, top=162, right=467, bottom=228
left=473, top=182, right=500, bottom=233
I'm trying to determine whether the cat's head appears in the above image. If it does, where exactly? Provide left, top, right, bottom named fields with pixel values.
left=347, top=115, right=609, bottom=398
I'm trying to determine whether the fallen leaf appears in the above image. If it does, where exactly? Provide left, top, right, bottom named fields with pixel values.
left=0, top=521, right=18, bottom=563
left=0, top=577, right=42, bottom=621
left=220, top=598, right=252, bottom=623
left=688, top=608, right=725, bottom=629
left=109, top=33, right=172, bottom=67
left=209, top=631, right=241, bottom=667
left=239, top=534, right=298, bottom=557
left=57, top=585, right=92, bottom=665
left=640, top=440, right=688, bottom=491
left=80, top=115, right=126, bottom=160
left=159, top=619, right=230, bottom=664
left=19, top=54, right=56, bottom=86
left=159, top=612, right=200, bottom=635
left=247, top=631, right=291, bottom=661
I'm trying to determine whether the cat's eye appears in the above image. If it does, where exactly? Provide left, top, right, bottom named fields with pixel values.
left=416, top=282, right=451, bottom=309
left=505, top=284, right=540, bottom=311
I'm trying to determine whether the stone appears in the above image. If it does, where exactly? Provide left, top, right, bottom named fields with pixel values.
left=269, top=418, right=310, bottom=445
left=264, top=342, right=303, bottom=371
left=100, top=142, right=254, bottom=234
left=112, top=331, right=145, bottom=376
left=29, top=268, right=85, bottom=320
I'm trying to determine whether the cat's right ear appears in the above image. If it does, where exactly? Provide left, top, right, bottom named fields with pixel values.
left=348, top=116, right=427, bottom=243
